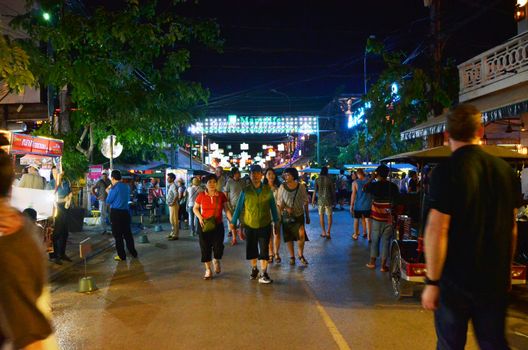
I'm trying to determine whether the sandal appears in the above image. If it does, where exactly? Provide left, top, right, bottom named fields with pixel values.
left=366, top=263, right=376, bottom=269
left=203, top=269, right=213, bottom=280
left=299, top=256, right=309, bottom=266
left=275, top=255, right=282, bottom=264
left=289, top=257, right=296, bottom=265
left=268, top=255, right=274, bottom=263
left=326, top=235, right=331, bottom=240
left=352, top=234, right=359, bottom=240
left=380, top=266, right=389, bottom=272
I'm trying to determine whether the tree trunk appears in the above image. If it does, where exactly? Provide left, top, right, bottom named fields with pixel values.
left=59, top=86, right=71, bottom=134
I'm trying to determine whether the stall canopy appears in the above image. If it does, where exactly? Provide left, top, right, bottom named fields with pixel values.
left=382, top=145, right=528, bottom=164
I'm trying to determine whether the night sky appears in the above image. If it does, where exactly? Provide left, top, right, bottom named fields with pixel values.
left=181, top=0, right=517, bottom=113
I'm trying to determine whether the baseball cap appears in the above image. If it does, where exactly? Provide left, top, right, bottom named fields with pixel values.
left=28, top=164, right=40, bottom=171
left=249, top=164, right=263, bottom=173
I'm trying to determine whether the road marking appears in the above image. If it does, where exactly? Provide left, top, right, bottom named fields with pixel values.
left=302, top=283, right=351, bottom=350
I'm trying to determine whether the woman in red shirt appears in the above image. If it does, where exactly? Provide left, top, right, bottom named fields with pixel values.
left=193, top=174, right=233, bottom=280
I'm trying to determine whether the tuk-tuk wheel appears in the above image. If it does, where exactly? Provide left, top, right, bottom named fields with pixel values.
left=390, top=244, right=403, bottom=299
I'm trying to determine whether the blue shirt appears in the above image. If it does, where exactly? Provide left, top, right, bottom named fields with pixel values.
left=106, top=182, right=130, bottom=210
left=231, top=185, right=279, bottom=225
left=56, top=180, right=71, bottom=199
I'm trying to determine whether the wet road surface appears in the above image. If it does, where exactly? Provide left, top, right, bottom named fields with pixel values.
left=50, top=208, right=528, bottom=350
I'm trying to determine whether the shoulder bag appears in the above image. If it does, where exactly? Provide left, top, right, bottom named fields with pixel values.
left=282, top=184, right=299, bottom=224
left=202, top=194, right=220, bottom=233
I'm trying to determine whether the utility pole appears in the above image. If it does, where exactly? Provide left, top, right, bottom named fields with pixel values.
left=428, top=0, right=445, bottom=117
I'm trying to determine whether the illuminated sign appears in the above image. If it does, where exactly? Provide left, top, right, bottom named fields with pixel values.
left=347, top=102, right=371, bottom=129
left=189, top=116, right=318, bottom=134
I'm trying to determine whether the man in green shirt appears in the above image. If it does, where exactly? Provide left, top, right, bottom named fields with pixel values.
left=231, top=165, right=279, bottom=284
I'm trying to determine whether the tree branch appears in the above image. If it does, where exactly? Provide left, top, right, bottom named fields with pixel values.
left=76, top=125, right=89, bottom=157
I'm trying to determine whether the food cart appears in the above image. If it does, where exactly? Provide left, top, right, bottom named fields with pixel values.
left=1, top=130, right=64, bottom=252
left=381, top=145, right=528, bottom=298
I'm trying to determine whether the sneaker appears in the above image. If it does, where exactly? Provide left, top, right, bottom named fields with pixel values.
left=250, top=267, right=259, bottom=280
left=213, top=259, right=221, bottom=274
left=114, top=256, right=125, bottom=261
left=258, top=272, right=273, bottom=284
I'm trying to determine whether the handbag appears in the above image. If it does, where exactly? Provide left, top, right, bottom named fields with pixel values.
left=281, top=184, right=299, bottom=225
left=202, top=195, right=220, bottom=233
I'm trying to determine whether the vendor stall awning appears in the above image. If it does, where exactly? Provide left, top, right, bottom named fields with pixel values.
left=401, top=96, right=528, bottom=141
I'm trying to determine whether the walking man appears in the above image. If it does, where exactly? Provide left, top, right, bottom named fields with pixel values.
left=311, top=166, right=335, bottom=239
left=106, top=170, right=138, bottom=261
left=422, top=104, right=520, bottom=349
left=91, top=171, right=111, bottom=234
left=230, top=165, right=279, bottom=284
left=166, top=173, right=179, bottom=240
left=336, top=169, right=348, bottom=210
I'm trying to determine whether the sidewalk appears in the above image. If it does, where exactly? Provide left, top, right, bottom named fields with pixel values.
left=48, top=215, right=178, bottom=281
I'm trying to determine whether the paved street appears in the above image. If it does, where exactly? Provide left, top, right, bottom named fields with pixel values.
left=50, top=209, right=528, bottom=350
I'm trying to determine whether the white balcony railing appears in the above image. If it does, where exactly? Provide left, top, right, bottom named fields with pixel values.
left=458, top=32, right=528, bottom=101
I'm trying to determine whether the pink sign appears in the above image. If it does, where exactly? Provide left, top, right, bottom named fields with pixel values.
left=88, top=165, right=104, bottom=180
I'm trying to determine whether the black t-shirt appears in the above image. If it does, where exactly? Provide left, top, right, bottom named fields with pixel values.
left=428, top=145, right=521, bottom=295
left=0, top=217, right=53, bottom=348
left=365, top=179, right=400, bottom=202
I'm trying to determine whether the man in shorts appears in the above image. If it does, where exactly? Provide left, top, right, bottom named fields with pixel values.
left=350, top=168, right=372, bottom=240
left=230, top=165, right=279, bottom=284
left=311, top=166, right=335, bottom=238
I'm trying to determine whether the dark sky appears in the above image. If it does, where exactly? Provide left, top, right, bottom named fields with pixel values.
left=180, top=0, right=517, bottom=113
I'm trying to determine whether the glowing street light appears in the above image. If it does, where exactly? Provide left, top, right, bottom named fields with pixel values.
left=42, top=12, right=51, bottom=21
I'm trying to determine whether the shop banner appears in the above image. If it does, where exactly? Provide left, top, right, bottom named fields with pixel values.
left=88, top=165, right=104, bottom=180
left=48, top=140, right=63, bottom=155
left=11, top=134, right=33, bottom=153
left=31, top=138, right=50, bottom=155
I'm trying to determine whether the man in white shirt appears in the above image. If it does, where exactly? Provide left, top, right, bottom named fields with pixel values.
left=166, top=173, right=179, bottom=240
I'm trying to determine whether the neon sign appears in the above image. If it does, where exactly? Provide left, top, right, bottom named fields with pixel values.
left=189, top=116, right=318, bottom=134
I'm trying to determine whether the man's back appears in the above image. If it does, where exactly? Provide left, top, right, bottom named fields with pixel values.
left=429, top=145, right=520, bottom=294
left=316, top=175, right=334, bottom=206
left=18, top=173, right=45, bottom=190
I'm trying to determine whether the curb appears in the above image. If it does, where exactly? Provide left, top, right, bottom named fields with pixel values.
left=49, top=235, right=115, bottom=282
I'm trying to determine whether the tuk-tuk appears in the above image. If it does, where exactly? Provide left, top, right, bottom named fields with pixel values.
left=381, top=145, right=528, bottom=298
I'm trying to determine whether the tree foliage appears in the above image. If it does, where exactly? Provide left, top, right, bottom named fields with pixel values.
left=12, top=0, right=222, bottom=177
left=0, top=35, right=35, bottom=94
left=338, top=39, right=458, bottom=162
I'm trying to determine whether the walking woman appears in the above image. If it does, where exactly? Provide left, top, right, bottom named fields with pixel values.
left=50, top=170, right=72, bottom=265
left=264, top=167, right=282, bottom=263
left=193, top=174, right=232, bottom=280
left=277, top=167, right=310, bottom=266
